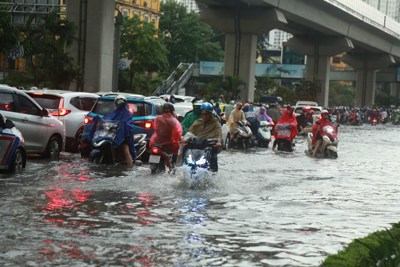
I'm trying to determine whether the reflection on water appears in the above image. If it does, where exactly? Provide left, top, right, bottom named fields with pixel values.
left=1, top=125, right=400, bottom=266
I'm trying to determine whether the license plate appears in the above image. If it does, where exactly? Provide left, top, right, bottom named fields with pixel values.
left=148, top=155, right=161, bottom=164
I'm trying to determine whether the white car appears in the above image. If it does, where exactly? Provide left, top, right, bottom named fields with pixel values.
left=0, top=85, right=65, bottom=158
left=160, top=94, right=194, bottom=103
left=294, top=101, right=323, bottom=124
left=26, top=89, right=99, bottom=152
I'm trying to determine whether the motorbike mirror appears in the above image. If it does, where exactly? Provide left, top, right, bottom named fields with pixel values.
left=5, top=119, right=15, bottom=129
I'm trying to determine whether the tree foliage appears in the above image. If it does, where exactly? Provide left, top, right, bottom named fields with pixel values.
left=0, top=14, right=20, bottom=56
left=21, top=11, right=80, bottom=89
left=159, top=1, right=224, bottom=70
left=120, top=15, right=169, bottom=91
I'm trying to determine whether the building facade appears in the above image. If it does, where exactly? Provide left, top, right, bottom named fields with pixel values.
left=116, top=0, right=161, bottom=28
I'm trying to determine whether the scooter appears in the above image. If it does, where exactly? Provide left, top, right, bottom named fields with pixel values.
left=148, top=144, right=175, bottom=174
left=182, top=136, right=218, bottom=182
left=273, top=123, right=295, bottom=152
left=306, top=125, right=339, bottom=159
left=257, top=121, right=273, bottom=148
left=0, top=114, right=26, bottom=172
left=80, top=119, right=146, bottom=165
left=225, top=120, right=252, bottom=149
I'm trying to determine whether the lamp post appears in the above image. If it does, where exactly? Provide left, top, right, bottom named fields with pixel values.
left=112, top=8, right=123, bottom=92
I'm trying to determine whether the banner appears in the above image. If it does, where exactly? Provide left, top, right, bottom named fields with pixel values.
left=199, top=61, right=305, bottom=78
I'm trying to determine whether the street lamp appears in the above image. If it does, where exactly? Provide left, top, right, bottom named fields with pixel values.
left=112, top=8, right=123, bottom=92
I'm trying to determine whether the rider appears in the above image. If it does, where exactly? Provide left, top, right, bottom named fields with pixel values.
left=102, top=95, right=135, bottom=166
left=227, top=102, right=247, bottom=142
left=181, top=99, right=203, bottom=135
left=296, top=107, right=314, bottom=133
left=255, top=106, right=273, bottom=123
left=312, top=109, right=333, bottom=157
left=272, top=105, right=298, bottom=150
left=185, top=102, right=222, bottom=172
left=150, top=103, right=182, bottom=170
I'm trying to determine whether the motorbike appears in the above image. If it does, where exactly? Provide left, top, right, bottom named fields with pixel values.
left=225, top=120, right=252, bottom=149
left=181, top=136, right=218, bottom=183
left=148, top=144, right=175, bottom=174
left=380, top=114, right=388, bottom=124
left=0, top=115, right=26, bottom=172
left=273, top=123, right=295, bottom=152
left=257, top=121, right=273, bottom=148
left=306, top=124, right=339, bottom=159
left=370, top=117, right=379, bottom=126
left=80, top=119, right=147, bottom=165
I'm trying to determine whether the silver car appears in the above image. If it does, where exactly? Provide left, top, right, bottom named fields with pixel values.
left=0, top=85, right=65, bottom=159
left=26, top=89, right=98, bottom=152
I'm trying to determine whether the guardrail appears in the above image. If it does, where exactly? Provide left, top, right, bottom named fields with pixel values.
left=325, top=0, right=400, bottom=39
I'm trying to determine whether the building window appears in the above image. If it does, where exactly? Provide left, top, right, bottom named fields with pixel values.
left=144, top=14, right=149, bottom=22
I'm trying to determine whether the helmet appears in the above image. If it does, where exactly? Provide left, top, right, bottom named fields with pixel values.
left=200, top=102, right=213, bottom=113
left=163, top=102, right=175, bottom=113
left=321, top=109, right=329, bottom=114
left=114, top=95, right=127, bottom=109
left=193, top=100, right=203, bottom=108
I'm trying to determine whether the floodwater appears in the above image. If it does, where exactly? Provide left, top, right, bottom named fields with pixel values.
left=1, top=124, right=400, bottom=267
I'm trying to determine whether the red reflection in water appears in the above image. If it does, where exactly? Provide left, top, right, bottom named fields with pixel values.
left=42, top=189, right=92, bottom=212
left=124, top=192, right=158, bottom=226
left=39, top=239, right=96, bottom=261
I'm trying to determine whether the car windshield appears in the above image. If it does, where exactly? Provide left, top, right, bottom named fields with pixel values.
left=28, top=94, right=61, bottom=109
left=92, top=100, right=152, bottom=117
left=295, top=107, right=322, bottom=115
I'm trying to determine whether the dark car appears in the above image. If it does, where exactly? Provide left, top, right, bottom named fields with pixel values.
left=83, top=95, right=160, bottom=160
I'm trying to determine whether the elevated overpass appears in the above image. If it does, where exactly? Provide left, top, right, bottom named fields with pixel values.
left=196, top=0, right=400, bottom=106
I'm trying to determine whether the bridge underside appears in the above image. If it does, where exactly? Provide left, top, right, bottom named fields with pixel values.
left=196, top=0, right=400, bottom=107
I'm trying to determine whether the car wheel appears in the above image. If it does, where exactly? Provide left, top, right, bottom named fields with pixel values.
left=45, top=136, right=61, bottom=160
left=73, top=128, right=84, bottom=153
left=9, top=148, right=25, bottom=172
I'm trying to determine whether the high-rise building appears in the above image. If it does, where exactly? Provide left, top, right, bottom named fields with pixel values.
left=176, top=0, right=199, bottom=13
left=267, top=29, right=292, bottom=50
left=362, top=0, right=400, bottom=22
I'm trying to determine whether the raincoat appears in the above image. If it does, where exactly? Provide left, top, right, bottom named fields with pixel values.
left=188, top=116, right=222, bottom=143
left=256, top=107, right=273, bottom=123
left=273, top=109, right=298, bottom=141
left=103, top=107, right=136, bottom=158
left=181, top=111, right=201, bottom=135
left=150, top=113, right=182, bottom=155
left=312, top=117, right=335, bottom=145
left=227, top=108, right=246, bottom=135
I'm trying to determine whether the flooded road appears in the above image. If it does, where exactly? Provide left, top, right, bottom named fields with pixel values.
left=1, top=124, right=400, bottom=266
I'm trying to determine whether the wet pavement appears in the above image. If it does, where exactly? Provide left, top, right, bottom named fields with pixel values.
left=1, top=124, right=400, bottom=266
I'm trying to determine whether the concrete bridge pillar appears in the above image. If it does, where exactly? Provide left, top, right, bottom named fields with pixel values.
left=66, top=0, right=115, bottom=92
left=342, top=54, right=396, bottom=107
left=199, top=8, right=287, bottom=101
left=286, top=36, right=354, bottom=107
left=390, top=83, right=400, bottom=99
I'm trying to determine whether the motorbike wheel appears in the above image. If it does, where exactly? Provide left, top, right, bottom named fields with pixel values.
left=9, top=148, right=25, bottom=172
left=325, top=149, right=338, bottom=159
left=225, top=133, right=231, bottom=149
left=243, top=139, right=250, bottom=149
left=150, top=163, right=158, bottom=174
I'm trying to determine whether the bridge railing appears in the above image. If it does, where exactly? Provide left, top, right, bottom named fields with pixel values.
left=325, top=0, right=400, bottom=39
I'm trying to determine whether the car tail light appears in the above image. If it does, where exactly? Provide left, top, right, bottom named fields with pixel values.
left=152, top=147, right=159, bottom=154
left=84, top=115, right=94, bottom=124
left=58, top=108, right=71, bottom=116
left=133, top=120, right=153, bottom=129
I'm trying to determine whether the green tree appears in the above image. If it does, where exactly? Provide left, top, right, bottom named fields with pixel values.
left=0, top=13, right=20, bottom=75
left=159, top=1, right=224, bottom=69
left=329, top=81, right=355, bottom=107
left=120, top=15, right=169, bottom=91
left=21, top=11, right=80, bottom=89
left=254, top=76, right=280, bottom=102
